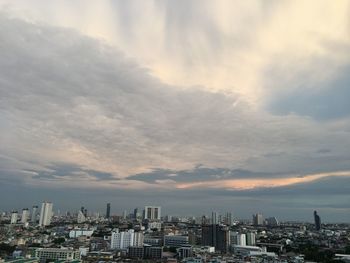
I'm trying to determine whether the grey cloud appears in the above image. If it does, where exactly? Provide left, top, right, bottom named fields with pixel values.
left=128, top=167, right=288, bottom=183
left=317, top=148, right=331, bottom=154
left=1, top=13, right=350, bottom=178
left=30, top=163, right=118, bottom=181
left=0, top=12, right=319, bottom=177
left=1, top=13, right=350, bottom=221
left=266, top=63, right=350, bottom=121
left=1, top=174, right=349, bottom=222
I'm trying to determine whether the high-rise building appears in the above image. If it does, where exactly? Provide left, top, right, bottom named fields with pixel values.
left=77, top=210, right=86, bottom=223
left=39, top=202, right=53, bottom=226
left=110, top=229, right=144, bottom=249
left=10, top=211, right=18, bottom=224
left=21, top=208, right=29, bottom=223
left=133, top=208, right=139, bottom=220
left=223, top=212, right=233, bottom=226
left=212, top=211, right=219, bottom=225
left=230, top=232, right=246, bottom=246
left=31, top=205, right=38, bottom=223
left=246, top=232, right=256, bottom=246
left=144, top=206, right=161, bottom=220
left=266, top=217, right=279, bottom=226
left=314, top=211, right=321, bottom=231
left=106, top=203, right=111, bottom=219
left=252, top=213, right=264, bottom=226
left=202, top=224, right=230, bottom=253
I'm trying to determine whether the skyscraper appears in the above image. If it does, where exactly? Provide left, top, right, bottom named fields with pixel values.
left=144, top=206, right=161, bottom=220
left=231, top=232, right=246, bottom=246
left=223, top=212, right=233, bottom=226
left=202, top=224, right=230, bottom=253
left=21, top=208, right=29, bottom=223
left=10, top=211, right=18, bottom=224
left=212, top=211, right=219, bottom=225
left=314, top=211, right=321, bottom=231
left=133, top=208, right=139, bottom=220
left=39, top=202, right=53, bottom=226
left=77, top=210, right=86, bottom=223
left=252, top=213, right=264, bottom=226
left=246, top=232, right=256, bottom=246
left=31, top=205, right=38, bottom=223
left=106, top=203, right=111, bottom=219
left=266, top=217, right=279, bottom=226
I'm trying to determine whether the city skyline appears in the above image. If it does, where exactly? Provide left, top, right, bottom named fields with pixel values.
left=0, top=200, right=337, bottom=224
left=0, top=0, right=350, bottom=222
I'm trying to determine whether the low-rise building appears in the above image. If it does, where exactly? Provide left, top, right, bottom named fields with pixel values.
left=34, top=248, right=81, bottom=261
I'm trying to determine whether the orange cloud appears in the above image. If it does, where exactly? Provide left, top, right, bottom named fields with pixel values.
left=176, top=171, right=350, bottom=190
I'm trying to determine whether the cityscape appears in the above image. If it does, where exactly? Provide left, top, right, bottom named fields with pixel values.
left=0, top=202, right=350, bottom=262
left=1, top=0, right=350, bottom=263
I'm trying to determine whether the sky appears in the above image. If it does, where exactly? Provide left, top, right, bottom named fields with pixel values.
left=0, top=0, right=350, bottom=222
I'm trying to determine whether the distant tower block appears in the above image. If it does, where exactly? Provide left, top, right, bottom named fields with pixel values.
left=39, top=202, right=53, bottom=226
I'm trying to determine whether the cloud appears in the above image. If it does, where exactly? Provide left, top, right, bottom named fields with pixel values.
left=266, top=64, right=350, bottom=120
left=0, top=2, right=350, bottom=220
left=1, top=13, right=350, bottom=189
left=128, top=167, right=288, bottom=183
left=28, top=163, right=118, bottom=181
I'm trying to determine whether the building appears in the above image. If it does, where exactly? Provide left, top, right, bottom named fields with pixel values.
left=202, top=224, right=230, bottom=253
left=39, top=202, right=53, bottom=226
left=252, top=213, right=264, bottom=226
left=246, top=232, right=256, bottom=246
left=177, top=245, right=193, bottom=259
left=233, top=245, right=263, bottom=257
left=231, top=232, right=246, bottom=246
left=80, top=206, right=87, bottom=217
left=164, top=235, right=189, bottom=247
left=144, top=237, right=162, bottom=246
left=128, top=246, right=144, bottom=259
left=314, top=210, right=321, bottom=231
left=21, top=208, right=29, bottom=224
left=10, top=211, right=18, bottom=224
left=34, top=248, right=80, bottom=261
left=133, top=208, right=140, bottom=220
left=110, top=229, right=144, bottom=249
left=69, top=229, right=94, bottom=238
left=77, top=210, right=86, bottom=223
left=211, top=212, right=219, bottom=225
left=223, top=212, right=233, bottom=226
left=266, top=217, right=279, bottom=226
left=147, top=221, right=162, bottom=231
left=106, top=203, right=111, bottom=219
left=79, top=247, right=89, bottom=256
left=144, top=206, right=161, bottom=220
left=144, top=245, right=162, bottom=259
left=31, top=206, right=38, bottom=223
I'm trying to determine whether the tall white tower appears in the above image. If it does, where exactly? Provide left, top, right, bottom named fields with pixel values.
left=21, top=208, right=29, bottom=223
left=10, top=211, right=18, bottom=224
left=144, top=206, right=161, bottom=220
left=39, top=202, right=53, bottom=226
